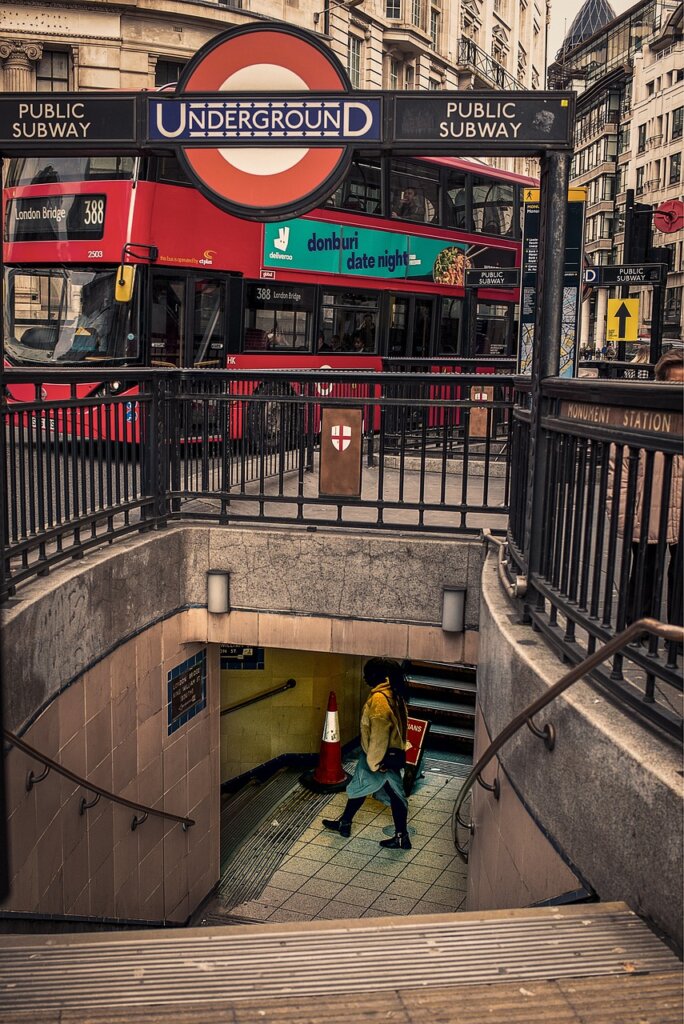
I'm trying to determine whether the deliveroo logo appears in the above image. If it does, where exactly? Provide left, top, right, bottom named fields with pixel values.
left=274, top=227, right=290, bottom=252
left=269, top=225, right=293, bottom=261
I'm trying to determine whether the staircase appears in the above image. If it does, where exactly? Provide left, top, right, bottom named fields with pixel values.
left=404, top=660, right=477, bottom=757
left=0, top=903, right=680, bottom=1022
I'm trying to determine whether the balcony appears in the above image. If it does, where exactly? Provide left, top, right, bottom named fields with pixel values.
left=456, top=37, right=521, bottom=91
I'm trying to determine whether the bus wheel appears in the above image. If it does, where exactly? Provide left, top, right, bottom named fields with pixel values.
left=247, top=382, right=301, bottom=454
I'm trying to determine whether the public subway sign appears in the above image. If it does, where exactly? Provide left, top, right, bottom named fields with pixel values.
left=0, top=96, right=137, bottom=147
left=392, top=94, right=572, bottom=150
left=0, top=24, right=574, bottom=221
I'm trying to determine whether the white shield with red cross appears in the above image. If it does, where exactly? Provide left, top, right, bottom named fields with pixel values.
left=331, top=424, right=352, bottom=452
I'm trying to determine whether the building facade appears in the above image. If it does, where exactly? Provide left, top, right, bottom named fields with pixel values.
left=549, top=0, right=683, bottom=350
left=0, top=0, right=548, bottom=177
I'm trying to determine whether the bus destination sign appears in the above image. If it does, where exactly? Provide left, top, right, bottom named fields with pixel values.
left=393, top=93, right=573, bottom=151
left=0, top=96, right=137, bottom=150
left=5, top=195, right=106, bottom=242
left=465, top=268, right=520, bottom=289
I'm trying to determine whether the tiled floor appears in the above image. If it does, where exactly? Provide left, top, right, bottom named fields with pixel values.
left=212, top=767, right=469, bottom=925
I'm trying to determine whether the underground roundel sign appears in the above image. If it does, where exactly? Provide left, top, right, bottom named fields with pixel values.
left=148, top=24, right=382, bottom=221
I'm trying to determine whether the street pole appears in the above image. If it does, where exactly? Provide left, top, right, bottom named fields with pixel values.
left=618, top=189, right=635, bottom=361
left=523, top=150, right=571, bottom=596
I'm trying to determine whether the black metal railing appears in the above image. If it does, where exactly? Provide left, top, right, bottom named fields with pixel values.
left=457, top=38, right=521, bottom=91
left=452, top=617, right=684, bottom=862
left=508, top=378, right=683, bottom=737
left=1, top=367, right=515, bottom=599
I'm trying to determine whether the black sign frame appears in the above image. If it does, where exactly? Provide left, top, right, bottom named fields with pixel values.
left=0, top=90, right=575, bottom=157
left=589, top=264, right=667, bottom=287
left=465, top=268, right=521, bottom=289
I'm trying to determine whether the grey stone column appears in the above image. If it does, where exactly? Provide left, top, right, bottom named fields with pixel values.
left=0, top=40, right=43, bottom=92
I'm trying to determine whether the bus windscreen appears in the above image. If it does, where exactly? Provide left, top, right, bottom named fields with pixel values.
left=4, top=268, right=140, bottom=365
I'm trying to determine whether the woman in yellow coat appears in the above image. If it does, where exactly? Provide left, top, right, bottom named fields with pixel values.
left=322, top=658, right=411, bottom=849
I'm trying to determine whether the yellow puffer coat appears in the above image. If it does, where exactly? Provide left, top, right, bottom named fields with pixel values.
left=360, top=680, right=407, bottom=773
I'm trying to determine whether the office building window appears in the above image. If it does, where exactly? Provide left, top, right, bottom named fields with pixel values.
left=36, top=50, right=70, bottom=91
left=672, top=106, right=683, bottom=141
left=155, top=59, right=186, bottom=87
left=348, top=35, right=362, bottom=87
left=430, top=9, right=440, bottom=47
left=637, top=124, right=647, bottom=153
left=669, top=152, right=681, bottom=185
left=412, top=0, right=422, bottom=27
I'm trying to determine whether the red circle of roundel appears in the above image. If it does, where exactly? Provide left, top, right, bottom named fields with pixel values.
left=177, top=27, right=350, bottom=214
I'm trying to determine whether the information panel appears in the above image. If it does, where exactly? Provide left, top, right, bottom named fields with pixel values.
left=517, top=188, right=586, bottom=377
left=5, top=194, right=106, bottom=242
left=167, top=649, right=207, bottom=736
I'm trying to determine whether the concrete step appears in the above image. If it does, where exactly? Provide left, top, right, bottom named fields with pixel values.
left=405, top=672, right=477, bottom=696
left=409, top=695, right=476, bottom=719
left=0, top=903, right=679, bottom=1022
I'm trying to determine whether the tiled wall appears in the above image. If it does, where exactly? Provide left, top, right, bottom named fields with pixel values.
left=220, top=648, right=365, bottom=782
left=4, top=615, right=220, bottom=923
left=466, top=709, right=581, bottom=910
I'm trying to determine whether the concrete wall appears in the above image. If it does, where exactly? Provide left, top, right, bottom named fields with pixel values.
left=472, top=551, right=684, bottom=949
left=466, top=708, right=581, bottom=910
left=2, top=525, right=480, bottom=921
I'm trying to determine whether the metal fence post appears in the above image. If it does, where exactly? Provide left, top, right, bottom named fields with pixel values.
left=142, top=371, right=172, bottom=527
left=523, top=150, right=572, bottom=616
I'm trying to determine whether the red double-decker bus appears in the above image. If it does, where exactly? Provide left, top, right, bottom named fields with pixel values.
left=3, top=151, right=533, bottom=439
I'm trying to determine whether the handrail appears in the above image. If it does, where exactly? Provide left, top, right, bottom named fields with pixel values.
left=482, top=530, right=527, bottom=598
left=451, top=617, right=683, bottom=862
left=3, top=729, right=195, bottom=832
left=220, top=678, right=296, bottom=716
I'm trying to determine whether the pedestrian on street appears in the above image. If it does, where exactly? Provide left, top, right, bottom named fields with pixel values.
left=322, top=658, right=411, bottom=849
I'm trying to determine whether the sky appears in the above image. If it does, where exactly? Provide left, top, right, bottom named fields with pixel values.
left=546, top=0, right=636, bottom=65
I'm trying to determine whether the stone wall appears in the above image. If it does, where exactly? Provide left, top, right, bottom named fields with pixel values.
left=472, top=551, right=684, bottom=949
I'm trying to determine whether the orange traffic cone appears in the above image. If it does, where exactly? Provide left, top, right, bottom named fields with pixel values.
left=301, top=691, right=351, bottom=792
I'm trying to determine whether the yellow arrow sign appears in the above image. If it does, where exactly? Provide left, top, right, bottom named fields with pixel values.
left=607, top=298, right=639, bottom=342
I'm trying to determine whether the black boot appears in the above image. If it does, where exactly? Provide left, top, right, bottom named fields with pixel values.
left=379, top=831, right=411, bottom=849
left=322, top=818, right=351, bottom=838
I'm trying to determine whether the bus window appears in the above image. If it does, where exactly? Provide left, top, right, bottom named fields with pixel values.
left=150, top=275, right=185, bottom=366
left=4, top=267, right=139, bottom=365
left=445, top=169, right=467, bottom=230
left=390, top=159, right=440, bottom=224
left=320, top=290, right=379, bottom=352
left=437, top=297, right=463, bottom=354
left=476, top=301, right=515, bottom=356
left=325, top=157, right=382, bottom=215
left=191, top=279, right=225, bottom=367
left=4, top=157, right=135, bottom=187
left=472, top=179, right=515, bottom=238
left=387, top=296, right=434, bottom=357
left=243, top=282, right=314, bottom=352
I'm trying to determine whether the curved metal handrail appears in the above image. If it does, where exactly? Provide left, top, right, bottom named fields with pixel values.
left=452, top=617, right=683, bottom=862
left=4, top=729, right=195, bottom=832
left=220, top=678, right=296, bottom=716
left=482, top=530, right=527, bottom=598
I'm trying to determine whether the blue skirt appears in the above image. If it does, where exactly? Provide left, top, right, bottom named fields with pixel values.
left=346, top=750, right=407, bottom=808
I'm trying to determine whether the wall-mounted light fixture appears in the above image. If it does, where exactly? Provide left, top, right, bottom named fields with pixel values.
left=313, top=0, right=364, bottom=27
left=207, top=570, right=230, bottom=615
left=441, top=586, right=466, bottom=633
